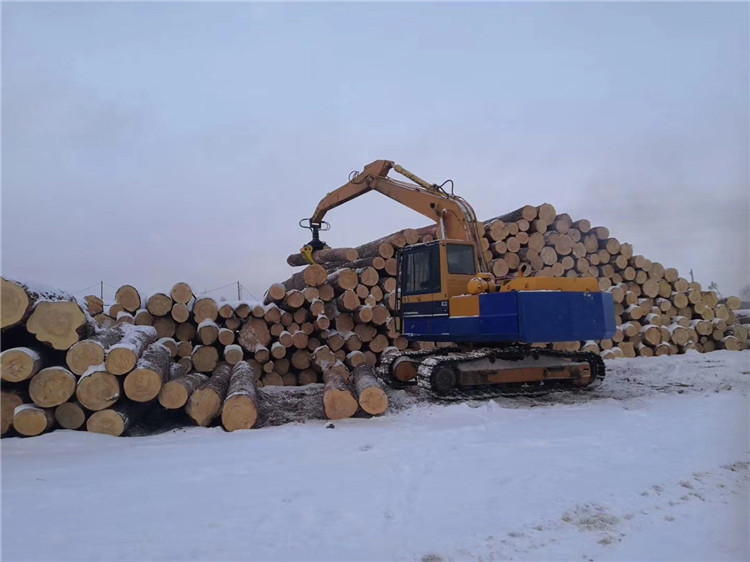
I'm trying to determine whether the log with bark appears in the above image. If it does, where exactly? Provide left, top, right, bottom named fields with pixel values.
left=87, top=400, right=153, bottom=436
left=123, top=342, right=172, bottom=402
left=221, top=361, right=260, bottom=431
left=105, top=325, right=158, bottom=375
left=186, top=362, right=233, bottom=426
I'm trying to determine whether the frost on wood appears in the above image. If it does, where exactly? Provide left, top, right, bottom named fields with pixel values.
left=186, top=362, right=233, bottom=426
left=221, top=361, right=260, bottom=431
left=1, top=277, right=77, bottom=330
left=123, top=342, right=172, bottom=402
left=1, top=347, right=43, bottom=382
left=105, top=325, right=157, bottom=376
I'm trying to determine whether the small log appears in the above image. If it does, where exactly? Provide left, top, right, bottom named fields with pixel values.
left=197, top=320, right=220, bottom=345
left=29, top=366, right=77, bottom=407
left=159, top=372, right=209, bottom=409
left=263, top=283, right=287, bottom=305
left=55, top=401, right=87, bottom=430
left=115, top=285, right=141, bottom=313
left=105, top=325, right=158, bottom=375
left=134, top=309, right=153, bottom=326
left=175, top=322, right=196, bottom=342
left=171, top=302, right=191, bottom=323
left=2, top=389, right=27, bottom=434
left=192, top=345, right=219, bottom=373
left=218, top=328, right=235, bottom=346
left=221, top=361, right=260, bottom=431
left=352, top=364, right=388, bottom=415
left=186, top=362, right=233, bottom=426
left=123, top=342, right=172, bottom=402
left=116, top=311, right=134, bottom=325
left=152, top=316, right=176, bottom=338
left=170, top=282, right=193, bottom=304
left=328, top=268, right=359, bottom=292
left=193, top=298, right=219, bottom=323
left=1, top=347, right=42, bottom=382
left=76, top=366, right=120, bottom=411
left=13, top=405, right=55, bottom=436
left=84, top=295, right=104, bottom=316
left=281, top=264, right=328, bottom=291
left=146, top=293, right=173, bottom=317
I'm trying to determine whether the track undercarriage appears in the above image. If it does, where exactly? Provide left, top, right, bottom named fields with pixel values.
left=378, top=344, right=606, bottom=400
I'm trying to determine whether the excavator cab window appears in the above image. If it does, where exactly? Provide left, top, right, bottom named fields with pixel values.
left=401, top=243, right=441, bottom=296
left=446, top=244, right=476, bottom=275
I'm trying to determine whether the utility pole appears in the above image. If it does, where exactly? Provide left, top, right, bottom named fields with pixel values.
left=689, top=269, right=694, bottom=283
left=100, top=281, right=104, bottom=301
left=237, top=281, right=241, bottom=300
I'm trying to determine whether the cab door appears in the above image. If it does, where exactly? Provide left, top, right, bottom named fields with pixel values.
left=398, top=243, right=443, bottom=335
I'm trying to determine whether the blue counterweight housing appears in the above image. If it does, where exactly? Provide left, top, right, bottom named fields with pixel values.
left=401, top=290, right=616, bottom=343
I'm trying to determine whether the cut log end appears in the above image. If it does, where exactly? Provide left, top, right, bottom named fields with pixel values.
left=221, top=395, right=258, bottom=431
left=123, top=369, right=163, bottom=402
left=13, top=406, right=55, bottom=437
left=55, top=402, right=86, bottom=430
left=26, top=301, right=87, bottom=350
left=1, top=347, right=42, bottom=382
left=29, top=367, right=77, bottom=408
left=86, top=410, right=126, bottom=437
left=186, top=388, right=222, bottom=427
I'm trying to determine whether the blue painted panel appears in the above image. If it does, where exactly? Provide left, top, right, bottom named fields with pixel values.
left=401, top=290, right=615, bottom=343
left=517, top=291, right=615, bottom=342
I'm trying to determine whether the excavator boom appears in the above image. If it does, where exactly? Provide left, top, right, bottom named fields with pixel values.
left=304, top=160, right=488, bottom=272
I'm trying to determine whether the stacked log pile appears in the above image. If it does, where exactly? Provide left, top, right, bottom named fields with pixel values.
left=1, top=202, right=746, bottom=437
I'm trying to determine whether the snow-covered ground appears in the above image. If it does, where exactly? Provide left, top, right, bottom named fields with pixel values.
left=2, top=351, right=749, bottom=561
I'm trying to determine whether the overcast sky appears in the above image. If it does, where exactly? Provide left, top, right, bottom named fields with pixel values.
left=2, top=1, right=748, bottom=302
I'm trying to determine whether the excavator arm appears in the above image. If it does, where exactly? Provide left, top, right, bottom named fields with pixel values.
left=302, top=159, right=488, bottom=272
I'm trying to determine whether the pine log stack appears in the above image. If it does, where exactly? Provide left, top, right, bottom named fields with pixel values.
left=2, top=202, right=747, bottom=437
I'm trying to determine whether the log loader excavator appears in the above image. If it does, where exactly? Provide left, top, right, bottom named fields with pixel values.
left=298, top=160, right=615, bottom=399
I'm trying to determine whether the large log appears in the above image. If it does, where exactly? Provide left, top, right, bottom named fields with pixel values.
left=76, top=366, right=121, bottom=411
left=186, top=362, right=233, bottom=426
left=1, top=277, right=77, bottom=330
left=29, top=366, right=77, bottom=408
left=221, top=361, right=260, bottom=431
left=352, top=364, right=388, bottom=415
left=105, top=325, right=158, bottom=375
left=238, top=318, right=272, bottom=352
left=322, top=371, right=358, bottom=420
left=287, top=247, right=359, bottom=267
left=1, top=347, right=42, bottom=382
left=26, top=301, right=89, bottom=350
left=123, top=342, right=172, bottom=402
